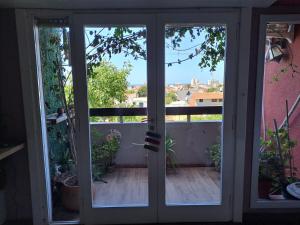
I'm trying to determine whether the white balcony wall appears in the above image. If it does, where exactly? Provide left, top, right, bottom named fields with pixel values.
left=90, top=121, right=221, bottom=167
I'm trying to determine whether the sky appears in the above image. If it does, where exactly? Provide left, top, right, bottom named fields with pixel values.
left=85, top=27, right=225, bottom=86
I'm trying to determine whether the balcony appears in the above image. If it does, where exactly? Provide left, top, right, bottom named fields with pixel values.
left=89, top=106, right=222, bottom=206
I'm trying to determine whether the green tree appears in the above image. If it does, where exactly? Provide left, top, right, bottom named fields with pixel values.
left=207, top=87, right=219, bottom=92
left=137, top=85, right=147, bottom=97
left=88, top=61, right=131, bottom=108
left=86, top=26, right=225, bottom=73
left=165, top=92, right=177, bottom=104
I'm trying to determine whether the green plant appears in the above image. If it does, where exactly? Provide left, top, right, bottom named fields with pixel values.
left=165, top=92, right=177, bottom=105
left=258, top=150, right=275, bottom=181
left=165, top=135, right=176, bottom=169
left=260, top=127, right=298, bottom=193
left=137, top=85, right=147, bottom=97
left=208, top=143, right=221, bottom=171
left=91, top=129, right=121, bottom=181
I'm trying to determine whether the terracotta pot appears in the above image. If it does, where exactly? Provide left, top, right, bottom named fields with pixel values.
left=61, top=176, right=80, bottom=211
left=258, top=179, right=272, bottom=199
left=61, top=176, right=95, bottom=211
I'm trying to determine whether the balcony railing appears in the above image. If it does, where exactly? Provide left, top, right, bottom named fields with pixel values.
left=90, top=106, right=222, bottom=122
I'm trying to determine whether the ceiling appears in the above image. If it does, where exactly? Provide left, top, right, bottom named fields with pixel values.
left=0, top=0, right=277, bottom=9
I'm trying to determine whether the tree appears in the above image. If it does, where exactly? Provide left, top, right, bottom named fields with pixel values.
left=88, top=61, right=131, bottom=108
left=165, top=92, right=177, bottom=104
left=137, top=85, right=147, bottom=97
left=85, top=26, right=225, bottom=73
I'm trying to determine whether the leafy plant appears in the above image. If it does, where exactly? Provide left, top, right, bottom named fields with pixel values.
left=260, top=127, right=298, bottom=193
left=86, top=26, right=226, bottom=73
left=165, top=92, right=177, bottom=105
left=208, top=143, right=221, bottom=171
left=91, top=129, right=122, bottom=181
left=137, top=85, right=147, bottom=97
left=165, top=135, right=176, bottom=170
left=88, top=61, right=131, bottom=109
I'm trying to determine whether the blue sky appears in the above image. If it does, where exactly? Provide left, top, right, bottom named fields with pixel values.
left=85, top=27, right=225, bottom=85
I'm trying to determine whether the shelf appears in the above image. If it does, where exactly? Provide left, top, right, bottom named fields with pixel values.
left=46, top=113, right=68, bottom=125
left=46, top=111, right=75, bottom=125
left=0, top=143, right=25, bottom=161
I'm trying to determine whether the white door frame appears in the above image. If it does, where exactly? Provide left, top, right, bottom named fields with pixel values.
left=15, top=8, right=250, bottom=225
left=15, top=9, right=74, bottom=225
left=155, top=12, right=239, bottom=222
left=70, top=13, right=158, bottom=225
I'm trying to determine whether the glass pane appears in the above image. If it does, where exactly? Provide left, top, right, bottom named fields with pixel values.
left=37, top=25, right=79, bottom=221
left=257, top=22, right=300, bottom=201
left=84, top=26, right=149, bottom=207
left=164, top=24, right=226, bottom=205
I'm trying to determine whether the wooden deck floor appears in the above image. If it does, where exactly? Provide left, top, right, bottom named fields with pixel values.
left=93, top=167, right=221, bottom=206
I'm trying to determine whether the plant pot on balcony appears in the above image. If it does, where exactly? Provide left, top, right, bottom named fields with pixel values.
left=62, top=176, right=95, bottom=211
left=258, top=178, right=272, bottom=199
left=61, top=176, right=80, bottom=211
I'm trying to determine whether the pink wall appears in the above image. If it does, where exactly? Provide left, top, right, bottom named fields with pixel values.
left=263, top=25, right=300, bottom=177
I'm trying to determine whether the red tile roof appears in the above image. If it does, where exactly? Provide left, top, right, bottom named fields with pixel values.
left=188, top=92, right=223, bottom=106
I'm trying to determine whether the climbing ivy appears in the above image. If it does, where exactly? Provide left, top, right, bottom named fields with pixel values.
left=39, top=27, right=72, bottom=177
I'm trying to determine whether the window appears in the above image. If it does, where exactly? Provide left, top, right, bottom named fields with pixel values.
left=251, top=16, right=300, bottom=208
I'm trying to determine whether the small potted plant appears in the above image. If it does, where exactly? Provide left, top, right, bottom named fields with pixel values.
left=208, top=143, right=221, bottom=172
left=91, top=129, right=122, bottom=182
left=260, top=120, right=298, bottom=199
left=258, top=150, right=274, bottom=199
left=165, top=135, right=176, bottom=173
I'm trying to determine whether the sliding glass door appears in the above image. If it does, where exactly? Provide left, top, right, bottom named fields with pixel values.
left=70, top=11, right=238, bottom=224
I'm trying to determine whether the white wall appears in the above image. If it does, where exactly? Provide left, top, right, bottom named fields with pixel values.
left=90, top=121, right=221, bottom=167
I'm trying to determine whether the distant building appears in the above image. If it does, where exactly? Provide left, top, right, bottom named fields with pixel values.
left=131, top=97, right=147, bottom=107
left=191, top=77, right=200, bottom=87
left=166, top=100, right=188, bottom=107
left=207, top=79, right=221, bottom=88
left=188, top=92, right=223, bottom=107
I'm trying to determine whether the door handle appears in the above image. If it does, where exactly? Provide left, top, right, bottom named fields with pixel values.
left=144, top=144, right=159, bottom=152
left=144, top=131, right=161, bottom=152
left=145, top=137, right=160, bottom=145
left=146, top=131, right=161, bottom=139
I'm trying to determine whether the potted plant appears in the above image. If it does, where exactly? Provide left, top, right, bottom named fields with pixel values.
left=91, top=129, right=122, bottom=182
left=260, top=120, right=298, bottom=199
left=258, top=150, right=274, bottom=199
left=165, top=135, right=176, bottom=172
left=208, top=143, right=221, bottom=172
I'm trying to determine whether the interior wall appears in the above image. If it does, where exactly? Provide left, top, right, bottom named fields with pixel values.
left=0, top=9, right=32, bottom=221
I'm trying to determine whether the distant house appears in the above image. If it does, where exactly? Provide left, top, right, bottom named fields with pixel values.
left=131, top=97, right=148, bottom=107
left=188, top=92, right=223, bottom=107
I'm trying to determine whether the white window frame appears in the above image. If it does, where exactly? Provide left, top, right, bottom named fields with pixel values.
left=250, top=14, right=300, bottom=209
